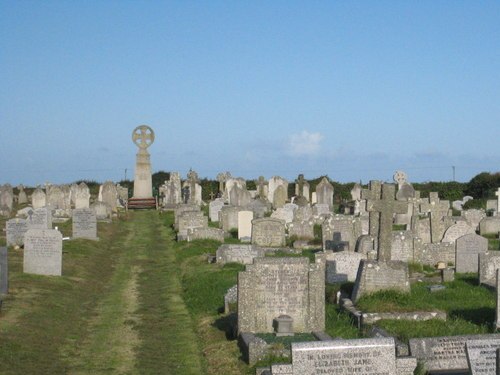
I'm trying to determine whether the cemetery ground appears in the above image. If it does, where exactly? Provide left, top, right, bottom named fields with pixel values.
left=0, top=211, right=499, bottom=374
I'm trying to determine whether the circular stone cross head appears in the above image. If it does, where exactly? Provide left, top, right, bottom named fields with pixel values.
left=393, top=170, right=408, bottom=185
left=132, top=125, right=155, bottom=149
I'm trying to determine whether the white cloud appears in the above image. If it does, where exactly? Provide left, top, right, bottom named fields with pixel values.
left=287, top=130, right=324, bottom=157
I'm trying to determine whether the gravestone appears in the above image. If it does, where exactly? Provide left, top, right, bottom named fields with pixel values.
left=312, top=203, right=330, bottom=217
left=177, top=211, right=208, bottom=240
left=350, top=183, right=362, bottom=201
left=27, top=207, right=52, bottom=229
left=31, top=188, right=46, bottom=209
left=217, top=171, right=232, bottom=197
left=219, top=206, right=244, bottom=231
left=455, top=233, right=487, bottom=273
left=288, top=220, right=314, bottom=241
left=420, top=192, right=450, bottom=243
left=183, top=169, right=203, bottom=205
left=209, top=198, right=225, bottom=222
left=247, top=198, right=271, bottom=218
left=273, top=185, right=287, bottom=209
left=17, top=185, right=28, bottom=204
left=466, top=338, right=500, bottom=374
left=229, top=185, right=252, bottom=207
left=6, top=218, right=29, bottom=246
left=47, top=185, right=67, bottom=210
left=271, top=207, right=294, bottom=224
left=479, top=217, right=500, bottom=235
left=479, top=252, right=500, bottom=286
left=391, top=231, right=414, bottom=262
left=23, top=229, right=63, bottom=276
left=74, top=182, right=91, bottom=209
left=0, top=247, right=8, bottom=295
left=461, top=209, right=486, bottom=231
left=216, top=244, right=265, bottom=265
left=186, top=227, right=224, bottom=242
left=325, top=250, right=365, bottom=283
left=174, top=204, right=200, bottom=229
left=238, top=210, right=253, bottom=241
left=160, top=172, right=182, bottom=207
left=0, top=184, right=14, bottom=214
left=72, top=208, right=97, bottom=240
left=251, top=218, right=286, bottom=247
left=409, top=333, right=500, bottom=373
left=442, top=222, right=475, bottom=244
left=92, top=201, right=111, bottom=221
left=322, top=215, right=362, bottom=251
left=255, top=176, right=269, bottom=200
left=315, top=177, right=334, bottom=208
left=101, top=181, right=118, bottom=212
left=366, top=184, right=408, bottom=261
left=225, top=177, right=246, bottom=203
left=268, top=176, right=288, bottom=208
left=289, top=337, right=415, bottom=375
left=496, top=187, right=500, bottom=215
left=294, top=174, right=310, bottom=202
left=293, top=206, right=313, bottom=222
left=132, top=125, right=154, bottom=198
left=361, top=180, right=382, bottom=247
left=237, top=255, right=325, bottom=333
left=413, top=241, right=455, bottom=266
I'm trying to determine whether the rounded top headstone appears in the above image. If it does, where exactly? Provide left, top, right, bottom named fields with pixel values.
left=132, top=125, right=155, bottom=149
left=393, top=170, right=408, bottom=186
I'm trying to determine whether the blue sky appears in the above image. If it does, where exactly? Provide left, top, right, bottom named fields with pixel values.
left=1, top=1, right=499, bottom=186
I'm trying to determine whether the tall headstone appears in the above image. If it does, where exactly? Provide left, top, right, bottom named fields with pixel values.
left=0, top=247, right=8, bottom=295
left=238, top=210, right=253, bottom=241
left=294, top=174, right=310, bottom=202
left=361, top=180, right=382, bottom=251
left=101, top=181, right=118, bottom=212
left=237, top=255, right=325, bottom=334
left=17, top=185, right=28, bottom=204
left=184, top=169, right=202, bottom=205
left=23, top=229, right=63, bottom=276
left=6, top=218, right=29, bottom=246
left=272, top=185, right=287, bottom=209
left=132, top=125, right=154, bottom=198
left=0, top=184, right=14, bottom=214
left=209, top=198, right=225, bottom=222
left=255, top=176, right=269, bottom=201
left=160, top=172, right=182, bottom=207
left=268, top=176, right=288, bottom=208
left=496, top=188, right=500, bottom=216
left=31, top=188, right=46, bottom=209
left=420, top=192, right=450, bottom=243
left=216, top=171, right=231, bottom=197
left=315, top=177, right=334, bottom=208
left=75, top=182, right=91, bottom=209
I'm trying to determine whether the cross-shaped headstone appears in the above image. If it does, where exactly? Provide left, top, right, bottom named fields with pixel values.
left=209, top=191, right=215, bottom=201
left=295, top=174, right=306, bottom=197
left=366, top=184, right=408, bottom=262
left=495, top=188, right=500, bottom=215
left=255, top=176, right=268, bottom=199
left=361, top=181, right=382, bottom=238
left=420, top=192, right=450, bottom=243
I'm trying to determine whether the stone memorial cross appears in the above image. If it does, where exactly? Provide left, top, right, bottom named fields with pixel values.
left=420, top=192, right=450, bottom=243
left=367, top=184, right=408, bottom=262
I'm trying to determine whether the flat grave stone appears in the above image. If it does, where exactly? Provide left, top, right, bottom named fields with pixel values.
left=291, top=337, right=405, bottom=375
left=186, top=227, right=224, bottom=242
left=72, top=208, right=97, bottom=240
left=23, top=229, right=63, bottom=276
left=466, top=338, right=500, bottom=374
left=409, top=333, right=500, bottom=373
left=216, top=244, right=265, bottom=265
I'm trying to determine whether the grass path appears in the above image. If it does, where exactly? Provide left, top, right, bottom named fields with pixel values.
left=0, top=211, right=204, bottom=375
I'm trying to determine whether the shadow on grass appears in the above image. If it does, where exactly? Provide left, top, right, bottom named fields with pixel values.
left=449, top=307, right=495, bottom=326
left=213, top=312, right=238, bottom=340
left=457, top=274, right=479, bottom=287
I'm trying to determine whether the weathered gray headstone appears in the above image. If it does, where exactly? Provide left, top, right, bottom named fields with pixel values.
left=6, top=218, right=29, bottom=246
left=101, top=181, right=118, bottom=212
left=31, top=188, right=46, bottom=209
left=186, top=227, right=224, bottom=242
left=479, top=252, right=500, bottom=286
left=461, top=209, right=486, bottom=231
left=27, top=207, right=52, bottom=229
left=322, top=215, right=362, bottom=251
left=23, top=229, right=63, bottom=276
left=159, top=172, right=182, bottom=207
left=72, top=208, right=97, bottom=240
left=442, top=222, right=475, bottom=244
left=455, top=233, right=488, bottom=273
left=17, top=185, right=28, bottom=204
left=409, top=334, right=500, bottom=373
left=391, top=231, right=414, bottom=262
left=131, top=125, right=154, bottom=199
left=177, top=211, right=208, bottom=240
left=238, top=210, right=253, bottom=241
left=92, top=201, right=111, bottom=221
left=479, top=217, right=500, bottom=235
left=315, top=177, right=334, bottom=208
left=0, top=247, right=8, bottom=295
left=74, top=182, right=90, bottom=209
left=420, top=192, right=450, bottom=243
left=413, top=241, right=455, bottom=266
left=216, top=244, right=265, bottom=265
left=325, top=250, right=365, bottom=283
left=219, top=205, right=244, bottom=231
left=209, top=198, right=225, bottom=222
left=288, top=220, right=314, bottom=241
left=251, top=218, right=286, bottom=247
left=237, top=255, right=325, bottom=334
left=466, top=338, right=500, bottom=374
